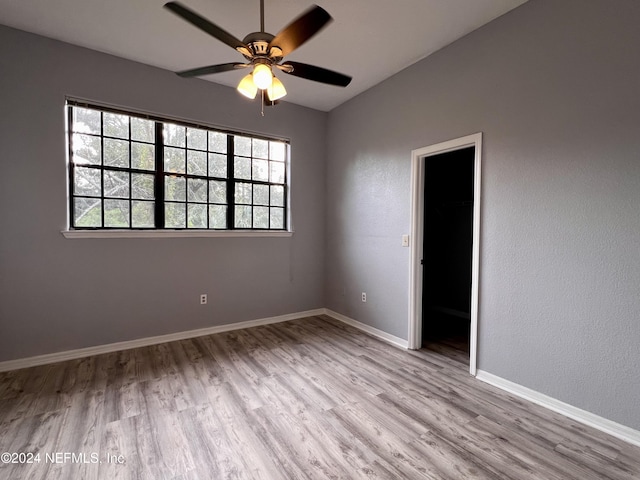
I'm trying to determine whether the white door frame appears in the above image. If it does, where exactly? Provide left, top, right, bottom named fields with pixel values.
left=408, top=132, right=482, bottom=376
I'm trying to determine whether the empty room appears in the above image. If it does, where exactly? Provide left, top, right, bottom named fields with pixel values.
left=1, top=0, right=639, bottom=478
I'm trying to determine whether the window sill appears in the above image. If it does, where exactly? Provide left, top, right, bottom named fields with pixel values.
left=61, top=229, right=293, bottom=239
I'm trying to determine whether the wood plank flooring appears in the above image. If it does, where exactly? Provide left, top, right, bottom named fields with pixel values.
left=0, top=315, right=638, bottom=479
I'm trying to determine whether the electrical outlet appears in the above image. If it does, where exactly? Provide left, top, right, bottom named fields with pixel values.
left=361, top=292, right=367, bottom=303
left=200, top=294, right=207, bottom=305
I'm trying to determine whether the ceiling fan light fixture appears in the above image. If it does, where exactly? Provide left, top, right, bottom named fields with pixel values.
left=165, top=1, right=352, bottom=109
left=267, top=76, right=287, bottom=101
left=237, top=73, right=258, bottom=99
left=252, top=63, right=273, bottom=90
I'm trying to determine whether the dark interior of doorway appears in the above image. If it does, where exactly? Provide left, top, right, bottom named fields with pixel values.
left=422, top=147, right=474, bottom=365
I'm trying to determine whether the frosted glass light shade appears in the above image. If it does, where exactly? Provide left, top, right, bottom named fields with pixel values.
left=237, top=74, right=258, bottom=99
left=253, top=64, right=273, bottom=89
left=267, top=77, right=287, bottom=101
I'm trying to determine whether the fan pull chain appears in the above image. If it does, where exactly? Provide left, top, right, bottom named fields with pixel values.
left=261, top=89, right=265, bottom=116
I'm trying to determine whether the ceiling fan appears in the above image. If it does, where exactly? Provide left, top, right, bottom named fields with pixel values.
left=164, top=0, right=352, bottom=105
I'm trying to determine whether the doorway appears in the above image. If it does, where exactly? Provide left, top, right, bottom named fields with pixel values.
left=422, top=147, right=474, bottom=363
left=408, top=133, right=482, bottom=375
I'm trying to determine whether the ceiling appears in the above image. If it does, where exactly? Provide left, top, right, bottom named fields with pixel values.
left=0, top=0, right=528, bottom=111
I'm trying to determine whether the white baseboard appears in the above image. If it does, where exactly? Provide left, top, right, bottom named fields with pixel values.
left=323, top=309, right=409, bottom=349
left=476, top=370, right=640, bottom=448
left=0, top=309, right=325, bottom=373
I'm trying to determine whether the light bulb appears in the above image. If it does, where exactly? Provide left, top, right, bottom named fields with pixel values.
left=237, top=74, right=258, bottom=99
left=252, top=64, right=273, bottom=90
left=267, top=76, right=287, bottom=101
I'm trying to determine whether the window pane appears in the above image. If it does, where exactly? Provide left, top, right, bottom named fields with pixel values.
left=269, top=141, right=286, bottom=161
left=254, top=184, right=269, bottom=205
left=235, top=182, right=251, bottom=205
left=208, top=153, right=227, bottom=178
left=270, top=161, right=285, bottom=183
left=252, top=159, right=269, bottom=181
left=187, top=150, right=207, bottom=176
left=132, top=173, right=154, bottom=200
left=165, top=202, right=186, bottom=228
left=270, top=207, right=284, bottom=229
left=235, top=206, right=252, bottom=228
left=74, top=198, right=102, bottom=227
left=72, top=133, right=101, bottom=165
left=254, top=206, right=269, bottom=228
left=132, top=200, right=155, bottom=227
left=164, top=147, right=185, bottom=173
left=104, top=170, right=130, bottom=198
left=253, top=139, right=268, bottom=159
left=164, top=123, right=186, bottom=147
left=73, top=107, right=100, bottom=135
left=187, top=128, right=207, bottom=150
left=234, top=135, right=251, bottom=156
left=165, top=176, right=186, bottom=201
left=209, top=131, right=227, bottom=153
left=270, top=185, right=284, bottom=207
left=188, top=204, right=207, bottom=228
left=187, top=178, right=207, bottom=203
left=103, top=112, right=129, bottom=139
left=234, top=157, right=251, bottom=180
left=209, top=180, right=226, bottom=204
left=209, top=205, right=227, bottom=229
left=104, top=199, right=130, bottom=227
left=74, top=167, right=101, bottom=196
left=131, top=142, right=155, bottom=171
left=103, top=138, right=129, bottom=168
left=131, top=117, right=154, bottom=143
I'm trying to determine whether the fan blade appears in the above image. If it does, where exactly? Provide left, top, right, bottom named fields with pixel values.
left=280, top=61, right=352, bottom=87
left=164, top=2, right=248, bottom=52
left=268, top=5, right=332, bottom=58
left=177, top=63, right=248, bottom=78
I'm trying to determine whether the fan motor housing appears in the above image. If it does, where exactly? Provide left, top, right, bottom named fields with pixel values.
left=243, top=32, right=274, bottom=55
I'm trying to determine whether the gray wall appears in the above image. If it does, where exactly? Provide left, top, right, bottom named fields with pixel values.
left=326, top=0, right=640, bottom=430
left=0, top=25, right=327, bottom=361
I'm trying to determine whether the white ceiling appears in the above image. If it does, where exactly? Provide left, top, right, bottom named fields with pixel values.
left=0, top=0, right=528, bottom=111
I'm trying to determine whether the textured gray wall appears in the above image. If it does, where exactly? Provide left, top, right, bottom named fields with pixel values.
left=0, top=26, right=326, bottom=361
left=326, top=0, right=640, bottom=430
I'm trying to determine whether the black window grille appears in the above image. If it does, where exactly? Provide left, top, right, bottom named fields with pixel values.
left=67, top=101, right=288, bottom=230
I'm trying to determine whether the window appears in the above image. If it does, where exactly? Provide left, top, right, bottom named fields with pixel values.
left=67, top=102, right=288, bottom=231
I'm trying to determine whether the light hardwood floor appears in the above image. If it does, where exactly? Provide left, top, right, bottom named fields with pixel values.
left=1, top=315, right=638, bottom=479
